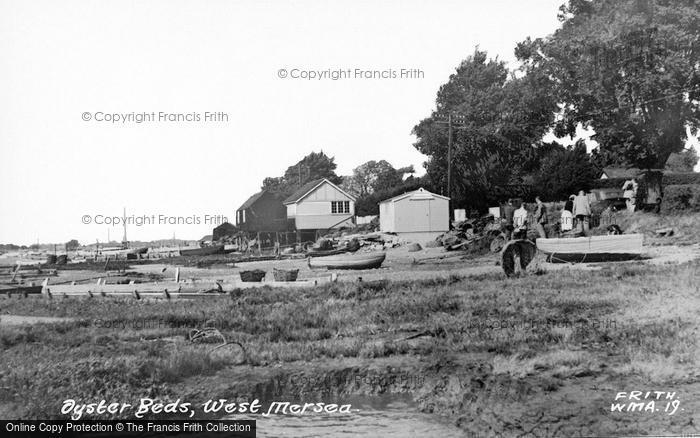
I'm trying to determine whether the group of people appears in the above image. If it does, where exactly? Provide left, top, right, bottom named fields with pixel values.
left=502, top=196, right=551, bottom=239
left=502, top=190, right=593, bottom=239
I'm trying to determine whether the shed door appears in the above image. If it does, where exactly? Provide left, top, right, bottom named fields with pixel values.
left=409, top=199, right=431, bottom=232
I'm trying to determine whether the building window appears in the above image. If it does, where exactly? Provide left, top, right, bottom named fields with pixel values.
left=331, top=201, right=350, bottom=214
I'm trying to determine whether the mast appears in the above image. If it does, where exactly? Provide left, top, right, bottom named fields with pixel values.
left=122, top=207, right=128, bottom=249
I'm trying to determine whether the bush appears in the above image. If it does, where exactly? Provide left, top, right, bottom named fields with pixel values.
left=662, top=172, right=700, bottom=186
left=661, top=184, right=700, bottom=213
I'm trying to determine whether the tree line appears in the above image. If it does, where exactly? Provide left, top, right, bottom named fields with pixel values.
left=258, top=0, right=699, bottom=214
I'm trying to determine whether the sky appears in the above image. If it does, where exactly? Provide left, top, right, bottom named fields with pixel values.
left=0, top=0, right=697, bottom=245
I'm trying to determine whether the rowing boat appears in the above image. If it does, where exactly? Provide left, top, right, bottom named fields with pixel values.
left=536, top=234, right=644, bottom=263
left=308, top=252, right=386, bottom=270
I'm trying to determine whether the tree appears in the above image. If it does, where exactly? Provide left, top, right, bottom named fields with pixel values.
left=347, top=160, right=415, bottom=197
left=533, top=141, right=598, bottom=200
left=262, top=151, right=342, bottom=198
left=283, top=151, right=341, bottom=186
left=516, top=0, right=700, bottom=169
left=65, top=239, right=80, bottom=251
left=412, top=50, right=557, bottom=210
left=354, top=175, right=427, bottom=216
left=665, top=146, right=699, bottom=172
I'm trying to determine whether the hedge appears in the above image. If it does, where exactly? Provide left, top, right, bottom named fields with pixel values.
left=661, top=184, right=700, bottom=213
left=663, top=172, right=700, bottom=186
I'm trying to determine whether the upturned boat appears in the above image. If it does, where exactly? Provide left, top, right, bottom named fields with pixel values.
left=179, top=245, right=225, bottom=257
left=536, top=234, right=644, bottom=263
left=307, top=252, right=386, bottom=270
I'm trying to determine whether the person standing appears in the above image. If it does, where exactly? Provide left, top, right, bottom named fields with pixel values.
left=572, top=190, right=592, bottom=235
left=534, top=196, right=548, bottom=238
left=513, top=202, right=529, bottom=238
left=561, top=195, right=575, bottom=232
left=502, top=199, right=515, bottom=240
left=622, top=178, right=638, bottom=212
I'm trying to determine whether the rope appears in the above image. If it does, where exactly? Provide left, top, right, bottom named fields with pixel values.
left=188, top=326, right=247, bottom=365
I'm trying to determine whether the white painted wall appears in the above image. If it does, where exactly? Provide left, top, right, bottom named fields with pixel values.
left=289, top=181, right=355, bottom=230
left=379, top=189, right=449, bottom=236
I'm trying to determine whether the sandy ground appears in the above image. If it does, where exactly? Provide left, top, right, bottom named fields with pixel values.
left=15, top=241, right=700, bottom=292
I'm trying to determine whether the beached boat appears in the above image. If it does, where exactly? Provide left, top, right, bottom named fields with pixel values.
left=179, top=245, right=225, bottom=257
left=536, top=234, right=644, bottom=263
left=308, top=252, right=386, bottom=270
left=306, top=248, right=351, bottom=257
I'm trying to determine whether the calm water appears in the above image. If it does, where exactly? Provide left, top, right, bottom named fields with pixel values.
left=227, top=395, right=465, bottom=438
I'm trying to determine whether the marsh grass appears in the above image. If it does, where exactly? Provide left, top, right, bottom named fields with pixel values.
left=1, top=259, right=699, bottom=418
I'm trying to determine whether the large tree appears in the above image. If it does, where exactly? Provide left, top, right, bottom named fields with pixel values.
left=346, top=160, right=414, bottom=197
left=412, top=50, right=557, bottom=209
left=533, top=141, right=599, bottom=200
left=516, top=0, right=700, bottom=169
left=262, top=151, right=341, bottom=198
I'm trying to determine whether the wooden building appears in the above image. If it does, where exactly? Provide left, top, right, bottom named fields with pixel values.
left=235, top=190, right=287, bottom=232
left=283, top=178, right=356, bottom=240
left=379, top=188, right=449, bottom=242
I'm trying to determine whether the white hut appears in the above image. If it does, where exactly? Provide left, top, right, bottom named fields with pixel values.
left=379, top=188, right=449, bottom=242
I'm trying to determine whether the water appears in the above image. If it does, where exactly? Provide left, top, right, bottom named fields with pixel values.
left=227, top=395, right=465, bottom=438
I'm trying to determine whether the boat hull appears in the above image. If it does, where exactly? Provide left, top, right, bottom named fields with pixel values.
left=179, top=245, right=225, bottom=257
left=307, top=248, right=350, bottom=257
left=536, top=234, right=644, bottom=263
left=308, top=252, right=386, bottom=270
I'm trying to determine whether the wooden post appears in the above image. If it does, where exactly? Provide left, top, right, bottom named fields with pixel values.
left=10, top=262, right=20, bottom=283
left=175, top=267, right=180, bottom=282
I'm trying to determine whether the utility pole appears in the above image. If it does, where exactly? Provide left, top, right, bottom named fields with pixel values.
left=447, top=113, right=453, bottom=202
left=436, top=112, right=468, bottom=204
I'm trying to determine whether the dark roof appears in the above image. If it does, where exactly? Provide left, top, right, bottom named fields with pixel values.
left=213, top=222, right=236, bottom=231
left=283, top=179, right=325, bottom=204
left=238, top=190, right=267, bottom=211
left=199, top=235, right=213, bottom=242
left=601, top=167, right=641, bottom=179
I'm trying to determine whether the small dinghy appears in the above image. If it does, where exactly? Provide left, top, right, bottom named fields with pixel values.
left=308, top=252, right=386, bottom=270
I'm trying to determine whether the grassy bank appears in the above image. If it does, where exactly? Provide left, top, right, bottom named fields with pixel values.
left=1, top=258, right=699, bottom=435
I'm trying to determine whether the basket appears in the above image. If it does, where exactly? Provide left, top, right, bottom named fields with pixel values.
left=273, top=268, right=298, bottom=282
left=239, top=269, right=266, bottom=282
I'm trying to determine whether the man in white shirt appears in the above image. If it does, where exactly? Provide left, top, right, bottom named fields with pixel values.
left=513, top=203, right=529, bottom=230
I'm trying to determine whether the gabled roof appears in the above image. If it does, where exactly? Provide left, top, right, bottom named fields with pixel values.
left=213, top=221, right=237, bottom=230
left=238, top=190, right=267, bottom=211
left=283, top=178, right=356, bottom=204
left=600, top=167, right=641, bottom=179
left=379, top=187, right=449, bottom=204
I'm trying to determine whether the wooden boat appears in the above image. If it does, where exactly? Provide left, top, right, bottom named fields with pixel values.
left=179, top=245, right=225, bottom=257
left=536, top=234, right=644, bottom=263
left=308, top=252, right=386, bottom=270
left=306, top=248, right=350, bottom=257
